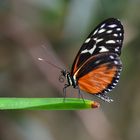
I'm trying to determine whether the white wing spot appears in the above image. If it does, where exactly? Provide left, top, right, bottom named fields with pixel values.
left=99, top=46, right=109, bottom=52
left=113, top=34, right=118, bottom=37
left=93, top=29, right=98, bottom=35
left=96, top=38, right=103, bottom=43
left=108, top=24, right=117, bottom=28
left=93, top=38, right=97, bottom=41
left=98, top=28, right=106, bottom=33
left=117, top=75, right=120, bottom=78
left=119, top=33, right=122, bottom=36
left=81, top=49, right=88, bottom=54
left=111, top=86, right=115, bottom=89
left=113, top=83, right=117, bottom=86
left=116, top=28, right=121, bottom=31
left=107, top=89, right=111, bottom=92
left=88, top=46, right=96, bottom=54
left=101, top=23, right=106, bottom=28
left=114, top=61, right=118, bottom=64
left=115, top=48, right=119, bottom=52
left=106, top=30, right=113, bottom=33
left=104, top=91, right=108, bottom=93
left=116, top=46, right=120, bottom=51
left=106, top=40, right=116, bottom=44
left=85, top=38, right=91, bottom=43
left=110, top=55, right=114, bottom=59
left=81, top=45, right=96, bottom=55
left=95, top=60, right=100, bottom=64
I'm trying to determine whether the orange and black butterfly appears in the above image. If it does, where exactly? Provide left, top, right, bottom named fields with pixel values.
left=59, top=18, right=124, bottom=103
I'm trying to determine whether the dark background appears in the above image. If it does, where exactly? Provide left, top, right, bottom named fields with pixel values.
left=0, top=0, right=140, bottom=140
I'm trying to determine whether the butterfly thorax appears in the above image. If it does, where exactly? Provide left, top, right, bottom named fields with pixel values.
left=60, top=70, right=77, bottom=88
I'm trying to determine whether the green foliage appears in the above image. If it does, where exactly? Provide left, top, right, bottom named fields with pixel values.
left=0, top=98, right=99, bottom=110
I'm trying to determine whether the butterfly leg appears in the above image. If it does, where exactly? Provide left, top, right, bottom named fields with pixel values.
left=63, top=84, right=70, bottom=102
left=95, top=93, right=114, bottom=103
left=76, top=87, right=85, bottom=103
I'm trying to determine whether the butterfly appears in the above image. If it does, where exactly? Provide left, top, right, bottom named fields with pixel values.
left=59, top=18, right=124, bottom=103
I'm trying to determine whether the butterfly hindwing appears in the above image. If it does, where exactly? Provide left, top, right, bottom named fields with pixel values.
left=71, top=18, right=124, bottom=75
left=75, top=53, right=122, bottom=96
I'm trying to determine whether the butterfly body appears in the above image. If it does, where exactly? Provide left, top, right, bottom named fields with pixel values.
left=61, top=18, right=124, bottom=103
left=61, top=70, right=77, bottom=88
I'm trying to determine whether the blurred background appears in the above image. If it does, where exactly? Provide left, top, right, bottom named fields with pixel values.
left=0, top=0, right=140, bottom=140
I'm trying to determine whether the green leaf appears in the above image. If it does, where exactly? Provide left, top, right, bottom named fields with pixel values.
left=0, top=98, right=100, bottom=110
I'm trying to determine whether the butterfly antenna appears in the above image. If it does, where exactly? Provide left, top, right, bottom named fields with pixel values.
left=38, top=57, right=63, bottom=71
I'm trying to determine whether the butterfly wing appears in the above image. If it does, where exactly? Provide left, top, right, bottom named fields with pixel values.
left=71, top=18, right=124, bottom=102
left=71, top=18, right=124, bottom=75
left=74, top=53, right=122, bottom=102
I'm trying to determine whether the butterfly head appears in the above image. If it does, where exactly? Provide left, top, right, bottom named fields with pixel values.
left=61, top=69, right=67, bottom=77
left=59, top=69, right=77, bottom=87
left=59, top=69, right=68, bottom=83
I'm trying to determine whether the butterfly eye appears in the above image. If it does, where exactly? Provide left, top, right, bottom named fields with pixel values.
left=59, top=74, right=65, bottom=83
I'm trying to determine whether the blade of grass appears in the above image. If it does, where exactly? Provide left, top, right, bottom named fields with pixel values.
left=0, top=98, right=99, bottom=110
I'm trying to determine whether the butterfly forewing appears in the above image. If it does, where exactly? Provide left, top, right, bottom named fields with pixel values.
left=71, top=18, right=124, bottom=75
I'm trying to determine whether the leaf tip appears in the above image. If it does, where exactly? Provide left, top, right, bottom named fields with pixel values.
left=91, top=101, right=100, bottom=108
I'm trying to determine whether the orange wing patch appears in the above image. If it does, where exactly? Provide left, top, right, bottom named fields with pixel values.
left=78, top=64, right=118, bottom=94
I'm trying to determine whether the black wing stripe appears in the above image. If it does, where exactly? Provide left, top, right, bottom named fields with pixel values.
left=75, top=53, right=122, bottom=79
